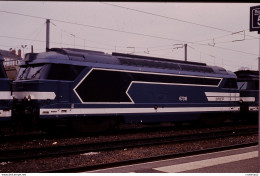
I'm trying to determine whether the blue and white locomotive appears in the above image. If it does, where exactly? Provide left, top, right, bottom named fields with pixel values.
left=12, top=48, right=242, bottom=131
left=0, top=54, right=12, bottom=122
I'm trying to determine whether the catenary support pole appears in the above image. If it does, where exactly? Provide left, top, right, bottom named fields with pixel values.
left=46, top=19, right=50, bottom=51
left=258, top=33, right=260, bottom=172
left=184, top=44, right=187, bottom=62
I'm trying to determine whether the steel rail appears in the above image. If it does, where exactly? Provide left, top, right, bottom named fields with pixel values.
left=57, top=142, right=258, bottom=173
left=0, top=127, right=257, bottom=162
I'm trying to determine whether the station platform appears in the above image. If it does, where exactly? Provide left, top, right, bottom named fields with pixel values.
left=89, top=145, right=258, bottom=173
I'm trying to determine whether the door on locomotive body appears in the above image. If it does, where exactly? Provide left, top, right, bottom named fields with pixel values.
left=237, top=74, right=259, bottom=119
left=224, top=77, right=240, bottom=117
left=201, top=77, right=238, bottom=125
left=49, top=63, right=86, bottom=107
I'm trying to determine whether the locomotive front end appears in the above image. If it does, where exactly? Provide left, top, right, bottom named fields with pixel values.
left=12, top=63, right=57, bottom=125
left=12, top=51, right=74, bottom=127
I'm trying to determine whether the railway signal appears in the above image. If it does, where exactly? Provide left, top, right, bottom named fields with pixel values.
left=249, top=5, right=260, bottom=172
left=250, top=5, right=260, bottom=32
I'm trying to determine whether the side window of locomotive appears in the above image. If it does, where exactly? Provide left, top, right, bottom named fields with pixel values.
left=237, top=82, right=248, bottom=90
left=246, top=81, right=259, bottom=90
left=46, top=64, right=85, bottom=81
left=237, top=81, right=258, bottom=90
left=223, top=78, right=238, bottom=89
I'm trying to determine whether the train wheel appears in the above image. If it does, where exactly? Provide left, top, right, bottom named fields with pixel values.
left=200, top=114, right=223, bottom=126
left=174, top=121, right=184, bottom=128
left=70, top=117, right=119, bottom=133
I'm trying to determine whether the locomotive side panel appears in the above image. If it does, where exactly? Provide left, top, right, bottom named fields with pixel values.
left=11, top=48, right=242, bottom=131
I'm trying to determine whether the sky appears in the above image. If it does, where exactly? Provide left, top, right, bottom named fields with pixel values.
left=0, top=1, right=260, bottom=72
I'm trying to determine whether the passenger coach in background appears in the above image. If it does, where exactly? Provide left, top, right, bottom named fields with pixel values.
left=0, top=54, right=12, bottom=123
left=11, top=48, right=244, bottom=132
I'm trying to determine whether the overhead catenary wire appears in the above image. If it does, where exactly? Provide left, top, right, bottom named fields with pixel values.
left=187, top=44, right=255, bottom=69
left=101, top=2, right=259, bottom=40
left=0, top=9, right=258, bottom=57
left=0, top=10, right=187, bottom=43
left=0, top=35, right=128, bottom=53
left=101, top=2, right=232, bottom=33
left=0, top=6, right=258, bottom=72
left=20, top=22, right=46, bottom=46
left=191, top=42, right=258, bottom=56
left=50, top=21, right=125, bottom=49
left=51, top=21, right=187, bottom=53
left=49, top=22, right=259, bottom=57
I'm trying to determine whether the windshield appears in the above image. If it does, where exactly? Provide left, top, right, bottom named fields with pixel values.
left=16, top=63, right=85, bottom=81
left=17, top=64, right=48, bottom=80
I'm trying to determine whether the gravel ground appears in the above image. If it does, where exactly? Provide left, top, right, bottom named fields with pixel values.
left=0, top=123, right=256, bottom=151
left=0, top=133, right=257, bottom=173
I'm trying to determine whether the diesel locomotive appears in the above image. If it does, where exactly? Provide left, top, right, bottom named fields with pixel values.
left=11, top=48, right=254, bottom=132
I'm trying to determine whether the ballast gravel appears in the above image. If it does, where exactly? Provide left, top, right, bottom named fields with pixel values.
left=0, top=124, right=258, bottom=173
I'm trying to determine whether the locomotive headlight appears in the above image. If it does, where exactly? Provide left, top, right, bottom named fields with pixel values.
left=23, top=95, right=32, bottom=101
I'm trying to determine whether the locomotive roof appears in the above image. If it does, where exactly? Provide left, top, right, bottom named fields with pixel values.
left=22, top=48, right=234, bottom=77
left=235, top=70, right=259, bottom=80
left=112, top=52, right=206, bottom=66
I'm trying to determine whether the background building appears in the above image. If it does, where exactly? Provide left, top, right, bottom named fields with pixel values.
left=0, top=49, right=22, bottom=80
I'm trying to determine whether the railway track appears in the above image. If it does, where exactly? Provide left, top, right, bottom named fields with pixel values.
left=64, top=142, right=258, bottom=173
left=0, top=126, right=257, bottom=163
left=0, top=120, right=255, bottom=142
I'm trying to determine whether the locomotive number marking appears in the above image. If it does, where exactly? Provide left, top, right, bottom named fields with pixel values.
left=215, top=97, right=224, bottom=101
left=179, top=96, right=188, bottom=101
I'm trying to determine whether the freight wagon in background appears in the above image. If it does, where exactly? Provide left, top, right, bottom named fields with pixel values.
left=11, top=48, right=255, bottom=133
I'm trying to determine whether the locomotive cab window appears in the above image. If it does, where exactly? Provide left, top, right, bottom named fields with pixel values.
left=17, top=64, right=85, bottom=81
left=237, top=81, right=258, bottom=90
left=223, top=78, right=238, bottom=89
left=237, top=82, right=247, bottom=90
left=46, top=64, right=85, bottom=81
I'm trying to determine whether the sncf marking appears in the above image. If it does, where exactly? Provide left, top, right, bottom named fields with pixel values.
left=205, top=92, right=240, bottom=102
